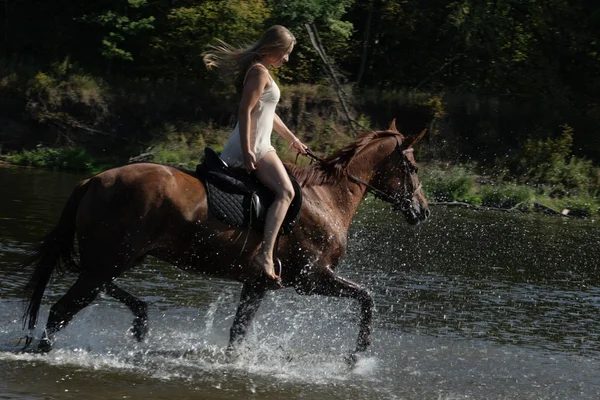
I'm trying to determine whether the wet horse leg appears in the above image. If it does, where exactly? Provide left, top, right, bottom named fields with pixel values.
left=295, top=269, right=374, bottom=353
left=226, top=283, right=266, bottom=354
left=38, top=274, right=107, bottom=352
left=103, top=282, right=148, bottom=342
left=38, top=238, right=145, bottom=352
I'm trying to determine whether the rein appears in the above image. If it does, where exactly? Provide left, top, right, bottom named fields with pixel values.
left=303, top=143, right=420, bottom=212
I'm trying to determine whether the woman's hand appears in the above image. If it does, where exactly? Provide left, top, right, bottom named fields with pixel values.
left=290, top=138, right=308, bottom=155
left=243, top=151, right=258, bottom=171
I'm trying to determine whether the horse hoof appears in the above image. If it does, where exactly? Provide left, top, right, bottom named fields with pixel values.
left=37, top=338, right=53, bottom=353
left=131, top=317, right=148, bottom=342
left=344, top=352, right=358, bottom=366
left=345, top=350, right=370, bottom=367
left=224, top=346, right=241, bottom=364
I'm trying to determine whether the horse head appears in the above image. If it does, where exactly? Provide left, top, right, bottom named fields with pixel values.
left=366, top=120, right=430, bottom=225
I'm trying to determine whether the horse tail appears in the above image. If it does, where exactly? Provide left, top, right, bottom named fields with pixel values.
left=22, top=179, right=90, bottom=332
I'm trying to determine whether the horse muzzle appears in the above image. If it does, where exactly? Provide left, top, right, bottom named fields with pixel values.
left=395, top=199, right=430, bottom=225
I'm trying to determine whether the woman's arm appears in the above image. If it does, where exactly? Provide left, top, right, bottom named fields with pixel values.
left=273, top=113, right=308, bottom=154
left=238, top=66, right=270, bottom=170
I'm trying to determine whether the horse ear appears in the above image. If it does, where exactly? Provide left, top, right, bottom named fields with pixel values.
left=405, top=129, right=427, bottom=148
left=388, top=119, right=398, bottom=132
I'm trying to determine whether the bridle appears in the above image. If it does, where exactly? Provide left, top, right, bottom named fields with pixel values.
left=304, top=136, right=422, bottom=213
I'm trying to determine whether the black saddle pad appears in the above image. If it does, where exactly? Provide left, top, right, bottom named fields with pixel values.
left=195, top=148, right=302, bottom=234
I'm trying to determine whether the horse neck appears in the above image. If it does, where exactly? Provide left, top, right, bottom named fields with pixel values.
left=346, top=136, right=393, bottom=188
left=322, top=139, right=391, bottom=222
left=325, top=174, right=367, bottom=222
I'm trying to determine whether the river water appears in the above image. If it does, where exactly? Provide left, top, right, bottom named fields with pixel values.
left=0, top=165, right=599, bottom=399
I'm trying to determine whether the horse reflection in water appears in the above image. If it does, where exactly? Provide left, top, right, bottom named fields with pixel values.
left=21, top=121, right=429, bottom=357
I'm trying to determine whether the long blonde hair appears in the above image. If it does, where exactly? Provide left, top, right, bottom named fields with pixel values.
left=203, top=25, right=295, bottom=86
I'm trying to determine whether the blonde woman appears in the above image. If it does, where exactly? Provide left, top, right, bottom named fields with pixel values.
left=203, top=25, right=308, bottom=284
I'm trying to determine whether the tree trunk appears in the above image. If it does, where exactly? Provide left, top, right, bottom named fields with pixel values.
left=304, top=22, right=358, bottom=135
left=357, top=4, right=373, bottom=86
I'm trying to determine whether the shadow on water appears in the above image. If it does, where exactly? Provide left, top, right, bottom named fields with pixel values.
left=1, top=166, right=600, bottom=399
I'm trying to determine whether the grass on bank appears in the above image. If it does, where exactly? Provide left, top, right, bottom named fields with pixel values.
left=4, top=143, right=598, bottom=218
left=421, top=162, right=600, bottom=218
left=8, top=146, right=95, bottom=172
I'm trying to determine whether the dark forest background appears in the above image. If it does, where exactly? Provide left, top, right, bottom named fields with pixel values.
left=1, top=0, right=599, bottom=199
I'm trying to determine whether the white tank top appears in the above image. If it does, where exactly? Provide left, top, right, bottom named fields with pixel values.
left=220, top=64, right=280, bottom=167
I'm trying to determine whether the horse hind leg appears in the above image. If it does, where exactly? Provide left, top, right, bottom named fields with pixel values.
left=38, top=274, right=106, bottom=352
left=103, top=282, right=148, bottom=342
left=37, top=248, right=146, bottom=352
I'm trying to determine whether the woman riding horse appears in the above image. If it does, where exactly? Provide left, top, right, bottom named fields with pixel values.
left=21, top=116, right=429, bottom=355
left=204, top=25, right=308, bottom=285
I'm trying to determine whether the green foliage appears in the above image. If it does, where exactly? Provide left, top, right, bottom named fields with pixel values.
left=156, top=0, right=270, bottom=80
left=276, top=83, right=353, bottom=158
left=421, top=164, right=474, bottom=202
left=523, top=124, right=573, bottom=168
left=354, top=114, right=372, bottom=131
left=0, top=72, right=20, bottom=91
left=24, top=67, right=109, bottom=134
left=478, top=184, right=534, bottom=209
left=1, top=0, right=600, bottom=222
left=167, top=0, right=270, bottom=46
left=271, top=0, right=353, bottom=24
left=77, top=0, right=156, bottom=62
left=550, top=156, right=599, bottom=194
left=146, top=122, right=229, bottom=169
left=560, top=196, right=600, bottom=218
left=270, top=0, right=354, bottom=83
left=518, top=124, right=599, bottom=193
left=9, top=147, right=94, bottom=171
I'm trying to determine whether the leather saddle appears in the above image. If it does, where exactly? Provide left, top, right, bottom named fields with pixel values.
left=195, top=148, right=302, bottom=234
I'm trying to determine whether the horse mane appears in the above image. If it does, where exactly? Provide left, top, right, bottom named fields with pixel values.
left=288, top=130, right=405, bottom=188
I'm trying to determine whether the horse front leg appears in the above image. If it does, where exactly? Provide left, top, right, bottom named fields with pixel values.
left=227, top=282, right=266, bottom=354
left=294, top=267, right=374, bottom=354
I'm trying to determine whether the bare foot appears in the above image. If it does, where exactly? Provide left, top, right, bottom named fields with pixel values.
left=253, top=253, right=279, bottom=281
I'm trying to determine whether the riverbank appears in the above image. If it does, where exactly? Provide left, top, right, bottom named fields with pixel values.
left=1, top=147, right=597, bottom=220
left=1, top=66, right=598, bottom=222
left=421, top=162, right=599, bottom=219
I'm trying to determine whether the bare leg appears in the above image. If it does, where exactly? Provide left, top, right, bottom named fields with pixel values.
left=227, top=283, right=266, bottom=354
left=254, top=151, right=294, bottom=281
left=104, top=282, right=148, bottom=342
left=294, top=268, right=374, bottom=353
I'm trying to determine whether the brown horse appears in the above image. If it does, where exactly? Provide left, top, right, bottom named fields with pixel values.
left=21, top=121, right=429, bottom=356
